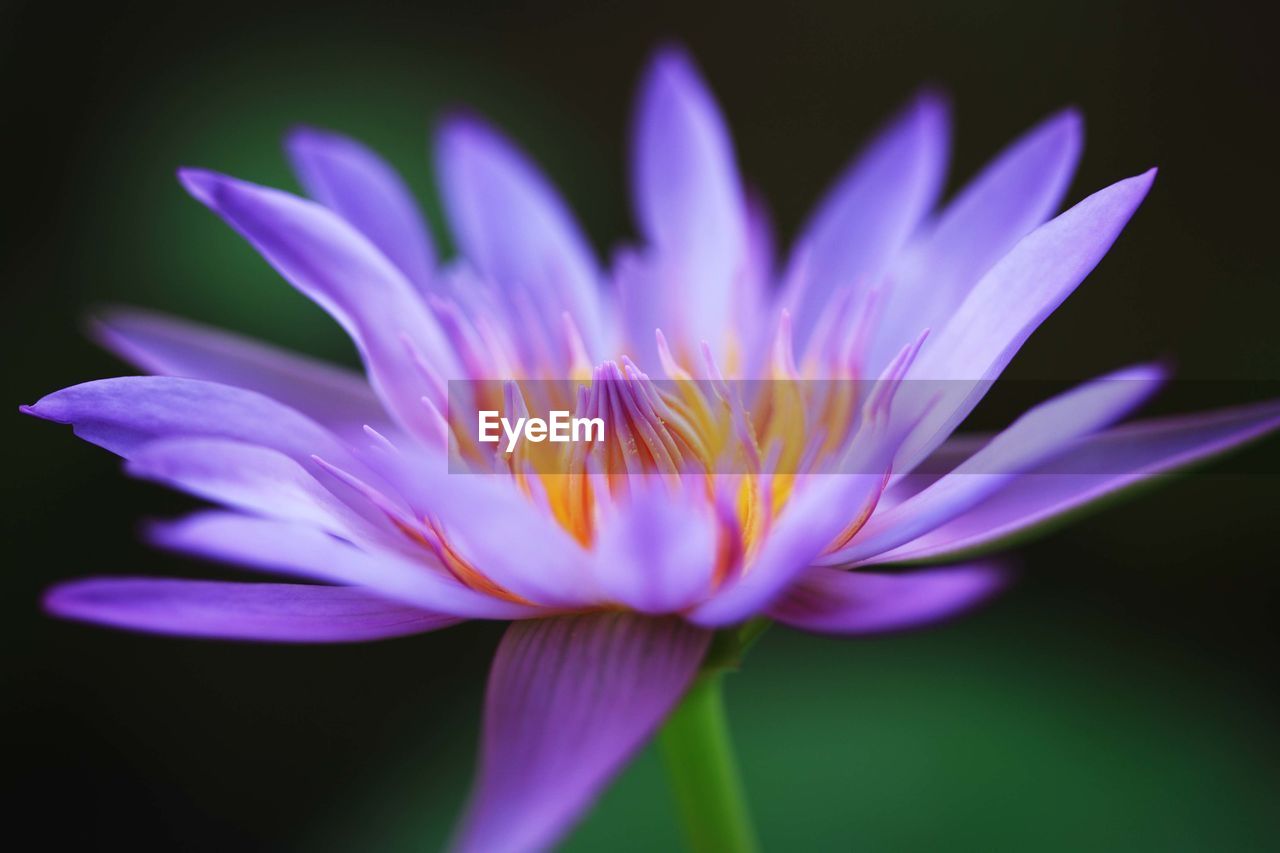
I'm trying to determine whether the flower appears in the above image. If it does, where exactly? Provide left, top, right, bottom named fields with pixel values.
left=22, top=44, right=1280, bottom=852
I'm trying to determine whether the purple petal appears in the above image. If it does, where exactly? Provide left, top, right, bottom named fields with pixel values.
left=690, top=470, right=889, bottom=627
left=434, top=115, right=603, bottom=358
left=769, top=563, right=1006, bottom=635
left=631, top=46, right=747, bottom=356
left=21, top=376, right=363, bottom=471
left=867, top=108, right=1083, bottom=375
left=286, top=126, right=436, bottom=290
left=127, top=437, right=378, bottom=539
left=178, top=168, right=453, bottom=440
left=45, top=577, right=456, bottom=643
left=366, top=448, right=598, bottom=608
left=784, top=91, right=950, bottom=350
left=453, top=613, right=710, bottom=853
left=897, top=168, right=1158, bottom=471
left=594, top=484, right=718, bottom=613
left=152, top=511, right=533, bottom=620
left=92, top=307, right=394, bottom=444
left=872, top=400, right=1280, bottom=564
left=825, top=363, right=1165, bottom=565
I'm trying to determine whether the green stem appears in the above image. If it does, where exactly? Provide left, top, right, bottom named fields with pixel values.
left=659, top=671, right=759, bottom=853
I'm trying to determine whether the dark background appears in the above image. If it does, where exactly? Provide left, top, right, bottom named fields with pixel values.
left=3, top=1, right=1278, bottom=849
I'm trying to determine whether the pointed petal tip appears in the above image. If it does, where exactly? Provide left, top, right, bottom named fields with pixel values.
left=1109, top=359, right=1171, bottom=386
left=913, top=84, right=951, bottom=110
left=284, top=125, right=362, bottom=164
left=434, top=108, right=495, bottom=151
left=41, top=579, right=82, bottom=620
left=1035, top=107, right=1085, bottom=160
left=41, top=577, right=127, bottom=624
left=176, top=166, right=223, bottom=205
left=906, top=86, right=952, bottom=130
left=283, top=123, right=335, bottom=150
left=1046, top=105, right=1084, bottom=134
left=644, top=41, right=698, bottom=85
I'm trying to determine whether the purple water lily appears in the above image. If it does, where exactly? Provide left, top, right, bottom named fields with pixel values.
left=23, top=45, right=1280, bottom=852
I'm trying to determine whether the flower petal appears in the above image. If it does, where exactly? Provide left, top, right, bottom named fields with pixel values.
left=92, top=307, right=393, bottom=444
left=368, top=448, right=598, bottom=608
left=286, top=126, right=436, bottom=291
left=435, top=114, right=603, bottom=358
left=593, top=483, right=718, bottom=614
left=867, top=108, right=1083, bottom=375
left=897, top=168, right=1157, bottom=471
left=784, top=91, right=950, bottom=350
left=824, top=363, right=1165, bottom=565
left=45, top=578, right=456, bottom=643
left=769, top=563, right=1006, bottom=635
left=127, top=437, right=379, bottom=539
left=151, top=511, right=532, bottom=620
left=21, top=376, right=362, bottom=469
left=179, top=168, right=454, bottom=440
left=689, top=471, right=889, bottom=627
left=871, top=400, right=1280, bottom=564
left=631, top=46, right=747, bottom=355
left=453, top=613, right=710, bottom=853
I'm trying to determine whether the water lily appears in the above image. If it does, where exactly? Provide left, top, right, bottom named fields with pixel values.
left=22, top=45, right=1280, bottom=852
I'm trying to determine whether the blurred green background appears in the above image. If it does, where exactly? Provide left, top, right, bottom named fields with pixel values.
left=3, top=0, right=1279, bottom=849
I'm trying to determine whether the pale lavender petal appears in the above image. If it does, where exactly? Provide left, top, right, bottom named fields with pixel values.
left=691, top=388, right=921, bottom=626
left=690, top=470, right=889, bottom=627
left=21, top=376, right=363, bottom=471
left=92, top=307, right=394, bottom=444
left=769, top=563, right=1006, bottom=635
left=435, top=115, right=603, bottom=358
left=286, top=126, right=436, bottom=290
left=872, top=400, right=1280, bottom=564
left=594, top=484, right=718, bottom=613
left=867, top=108, right=1083, bottom=375
left=453, top=613, right=710, bottom=853
left=126, top=437, right=378, bottom=539
left=45, top=577, right=455, bottom=642
left=366, top=448, right=598, bottom=608
left=179, top=168, right=454, bottom=440
left=783, top=91, right=950, bottom=349
left=631, top=46, right=747, bottom=355
left=824, top=363, right=1165, bottom=565
left=897, top=168, right=1158, bottom=471
left=152, top=511, right=533, bottom=620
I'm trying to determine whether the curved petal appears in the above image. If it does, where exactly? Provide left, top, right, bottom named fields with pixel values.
left=824, top=363, right=1165, bottom=565
left=783, top=91, right=951, bottom=350
left=867, top=108, right=1083, bottom=375
left=631, top=46, right=747, bottom=356
left=769, top=563, right=1006, bottom=635
left=285, top=126, right=436, bottom=291
left=92, top=307, right=394, bottom=444
left=45, top=578, right=456, bottom=643
left=368, top=448, right=598, bottom=608
left=151, top=511, right=533, bottom=620
left=871, top=400, right=1280, bottom=564
left=453, top=613, right=710, bottom=853
left=691, top=386, right=922, bottom=627
left=593, top=483, right=718, bottom=614
left=689, top=470, right=889, bottom=627
left=434, top=114, right=603, bottom=358
left=179, top=168, right=454, bottom=440
left=21, top=376, right=365, bottom=473
left=127, top=437, right=379, bottom=539
left=897, top=167, right=1158, bottom=471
